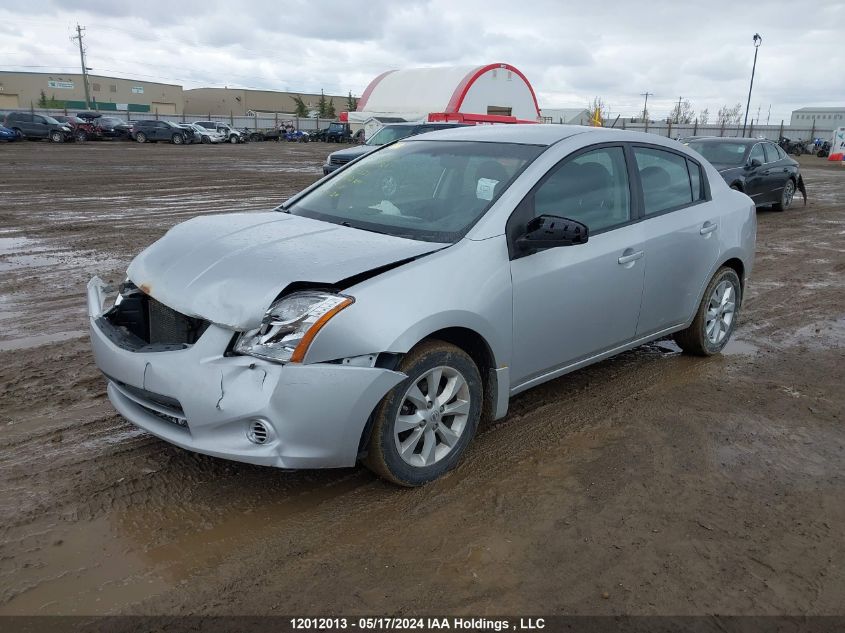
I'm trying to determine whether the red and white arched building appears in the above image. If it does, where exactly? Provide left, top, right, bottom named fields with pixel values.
left=345, top=63, right=541, bottom=128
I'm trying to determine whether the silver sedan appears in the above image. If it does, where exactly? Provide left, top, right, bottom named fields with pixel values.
left=87, top=125, right=756, bottom=486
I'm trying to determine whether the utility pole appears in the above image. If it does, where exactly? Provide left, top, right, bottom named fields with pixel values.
left=742, top=33, right=762, bottom=137
left=766, top=104, right=771, bottom=125
left=72, top=24, right=91, bottom=108
left=640, top=91, right=653, bottom=122
left=674, top=96, right=683, bottom=123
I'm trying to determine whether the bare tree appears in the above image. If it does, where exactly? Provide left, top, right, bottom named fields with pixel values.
left=587, top=96, right=609, bottom=126
left=670, top=99, right=696, bottom=124
left=698, top=108, right=709, bottom=125
left=717, top=103, right=743, bottom=126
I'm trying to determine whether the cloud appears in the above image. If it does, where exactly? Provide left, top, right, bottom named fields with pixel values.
left=0, top=0, right=842, bottom=122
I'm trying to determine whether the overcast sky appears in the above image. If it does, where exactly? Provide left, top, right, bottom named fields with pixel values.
left=1, top=0, right=842, bottom=122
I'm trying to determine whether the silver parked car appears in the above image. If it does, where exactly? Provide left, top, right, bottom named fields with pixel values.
left=87, top=125, right=756, bottom=486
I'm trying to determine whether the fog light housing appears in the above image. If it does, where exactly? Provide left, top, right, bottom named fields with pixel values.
left=246, top=419, right=271, bottom=445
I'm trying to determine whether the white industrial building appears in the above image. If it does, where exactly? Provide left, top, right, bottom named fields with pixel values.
left=540, top=108, right=592, bottom=125
left=346, top=63, right=541, bottom=128
left=790, top=106, right=845, bottom=128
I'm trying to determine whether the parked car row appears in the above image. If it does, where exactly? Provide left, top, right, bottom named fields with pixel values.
left=0, top=111, right=133, bottom=142
left=0, top=111, right=351, bottom=146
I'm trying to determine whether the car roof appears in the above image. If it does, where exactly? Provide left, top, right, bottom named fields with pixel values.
left=685, top=136, right=769, bottom=145
left=409, top=123, right=624, bottom=146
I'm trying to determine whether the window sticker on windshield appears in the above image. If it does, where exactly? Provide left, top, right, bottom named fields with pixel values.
left=476, top=178, right=498, bottom=201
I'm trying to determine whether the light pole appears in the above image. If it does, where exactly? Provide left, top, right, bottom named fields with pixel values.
left=742, top=33, right=762, bottom=137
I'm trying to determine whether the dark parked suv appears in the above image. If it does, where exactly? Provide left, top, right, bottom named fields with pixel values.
left=2, top=112, right=72, bottom=142
left=131, top=120, right=189, bottom=144
left=322, top=122, right=469, bottom=174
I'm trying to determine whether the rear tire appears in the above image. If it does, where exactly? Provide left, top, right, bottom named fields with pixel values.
left=772, top=179, right=795, bottom=211
left=12, top=128, right=24, bottom=140
left=363, top=340, right=482, bottom=486
left=674, top=267, right=742, bottom=356
left=135, top=132, right=147, bottom=143
left=202, top=135, right=211, bottom=144
left=75, top=131, right=87, bottom=143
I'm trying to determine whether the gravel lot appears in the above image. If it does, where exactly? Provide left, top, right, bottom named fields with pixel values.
left=0, top=140, right=843, bottom=616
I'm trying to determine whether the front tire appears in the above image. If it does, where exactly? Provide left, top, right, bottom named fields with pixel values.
left=674, top=267, right=742, bottom=356
left=363, top=341, right=482, bottom=486
left=229, top=135, right=238, bottom=144
left=772, top=179, right=795, bottom=211
left=172, top=133, right=184, bottom=145
left=50, top=130, right=64, bottom=143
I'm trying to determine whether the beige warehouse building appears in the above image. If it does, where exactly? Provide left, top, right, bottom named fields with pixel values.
left=0, top=71, right=349, bottom=117
left=0, top=71, right=183, bottom=114
left=183, top=88, right=348, bottom=116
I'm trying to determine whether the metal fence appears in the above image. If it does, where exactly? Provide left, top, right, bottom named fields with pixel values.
left=12, top=107, right=839, bottom=141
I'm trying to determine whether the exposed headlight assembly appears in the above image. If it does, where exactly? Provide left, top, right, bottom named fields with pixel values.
left=234, top=291, right=353, bottom=363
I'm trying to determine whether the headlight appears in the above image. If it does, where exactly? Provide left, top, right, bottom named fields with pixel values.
left=234, top=291, right=353, bottom=363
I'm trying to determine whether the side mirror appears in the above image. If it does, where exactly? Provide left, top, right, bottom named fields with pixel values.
left=516, top=214, right=588, bottom=255
left=748, top=158, right=762, bottom=168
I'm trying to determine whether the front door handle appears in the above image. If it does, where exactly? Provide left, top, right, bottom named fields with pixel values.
left=618, top=250, right=644, bottom=265
left=700, top=222, right=718, bottom=236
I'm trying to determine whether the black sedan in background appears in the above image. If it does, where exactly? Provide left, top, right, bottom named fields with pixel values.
left=684, top=137, right=806, bottom=211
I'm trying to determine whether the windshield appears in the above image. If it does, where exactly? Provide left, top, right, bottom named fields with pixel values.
left=44, top=116, right=60, bottom=125
left=287, top=140, right=543, bottom=243
left=365, top=125, right=417, bottom=146
left=687, top=141, right=749, bottom=166
left=100, top=117, right=120, bottom=125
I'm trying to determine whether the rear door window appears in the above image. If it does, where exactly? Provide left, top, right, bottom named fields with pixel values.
left=749, top=144, right=765, bottom=165
left=762, top=143, right=778, bottom=163
left=633, top=147, right=694, bottom=215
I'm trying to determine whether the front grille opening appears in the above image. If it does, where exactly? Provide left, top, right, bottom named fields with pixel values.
left=101, top=283, right=210, bottom=352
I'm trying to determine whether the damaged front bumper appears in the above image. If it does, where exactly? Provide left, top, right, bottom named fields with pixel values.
left=87, top=277, right=405, bottom=469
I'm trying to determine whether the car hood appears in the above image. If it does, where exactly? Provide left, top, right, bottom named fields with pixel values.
left=126, top=211, right=446, bottom=330
left=330, top=145, right=377, bottom=161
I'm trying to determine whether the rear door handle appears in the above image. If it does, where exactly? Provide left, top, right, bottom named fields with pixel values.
left=617, top=250, right=644, bottom=265
left=700, top=222, right=718, bottom=236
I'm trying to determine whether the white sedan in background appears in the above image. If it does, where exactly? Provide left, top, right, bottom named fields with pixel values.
left=188, top=123, right=223, bottom=144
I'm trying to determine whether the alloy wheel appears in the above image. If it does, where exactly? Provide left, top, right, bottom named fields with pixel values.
left=782, top=180, right=795, bottom=208
left=393, top=366, right=471, bottom=468
left=705, top=280, right=736, bottom=345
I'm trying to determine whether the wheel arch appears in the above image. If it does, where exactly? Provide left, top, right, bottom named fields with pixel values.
left=721, top=257, right=745, bottom=292
left=356, top=325, right=501, bottom=460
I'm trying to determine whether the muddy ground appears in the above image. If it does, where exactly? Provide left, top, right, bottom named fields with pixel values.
left=0, top=141, right=843, bottom=617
